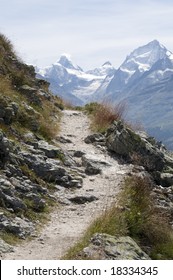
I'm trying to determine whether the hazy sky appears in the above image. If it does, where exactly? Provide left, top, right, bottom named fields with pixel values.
left=1, top=0, right=173, bottom=70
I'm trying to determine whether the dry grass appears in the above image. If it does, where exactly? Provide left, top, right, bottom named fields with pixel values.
left=64, top=175, right=173, bottom=260
left=0, top=33, right=15, bottom=55
left=85, top=102, right=127, bottom=133
left=119, top=175, right=173, bottom=259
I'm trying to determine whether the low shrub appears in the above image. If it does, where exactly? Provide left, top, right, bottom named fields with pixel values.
left=85, top=102, right=127, bottom=133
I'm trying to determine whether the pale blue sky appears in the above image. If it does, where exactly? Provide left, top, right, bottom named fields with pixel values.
left=1, top=0, right=173, bottom=70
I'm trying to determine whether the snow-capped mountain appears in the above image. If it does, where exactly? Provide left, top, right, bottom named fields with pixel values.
left=36, top=40, right=173, bottom=149
left=87, top=61, right=115, bottom=76
left=36, top=55, right=115, bottom=105
left=91, top=40, right=173, bottom=149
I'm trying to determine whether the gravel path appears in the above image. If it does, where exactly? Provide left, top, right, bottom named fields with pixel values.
left=3, top=110, right=131, bottom=260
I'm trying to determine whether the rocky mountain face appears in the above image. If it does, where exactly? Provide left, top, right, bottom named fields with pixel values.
left=37, top=40, right=173, bottom=149
left=92, top=40, right=173, bottom=149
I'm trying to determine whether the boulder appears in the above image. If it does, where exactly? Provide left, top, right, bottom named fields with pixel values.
left=106, top=121, right=165, bottom=172
left=21, top=151, right=82, bottom=188
left=56, top=136, right=72, bottom=143
left=37, top=140, right=64, bottom=159
left=82, top=233, right=150, bottom=260
left=82, top=154, right=111, bottom=175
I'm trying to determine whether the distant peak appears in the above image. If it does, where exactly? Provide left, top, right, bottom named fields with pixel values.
left=58, top=54, right=72, bottom=65
left=102, top=61, right=112, bottom=67
left=146, top=39, right=164, bottom=48
left=57, top=54, right=82, bottom=71
left=148, top=39, right=160, bottom=45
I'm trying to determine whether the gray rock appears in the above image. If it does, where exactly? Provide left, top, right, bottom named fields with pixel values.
left=69, top=179, right=83, bottom=188
left=37, top=140, right=64, bottom=159
left=85, top=164, right=102, bottom=175
left=62, top=152, right=77, bottom=167
left=82, top=154, right=111, bottom=175
left=106, top=121, right=165, bottom=172
left=56, top=136, right=72, bottom=143
left=83, top=233, right=150, bottom=260
left=0, top=130, right=12, bottom=168
left=74, top=150, right=85, bottom=158
left=84, top=133, right=105, bottom=144
left=0, top=213, right=35, bottom=239
left=0, top=239, right=14, bottom=253
left=0, top=188, right=27, bottom=212
left=7, top=217, right=35, bottom=239
left=69, top=195, right=98, bottom=204
left=19, top=85, right=41, bottom=106
left=159, top=173, right=173, bottom=187
left=21, top=151, right=82, bottom=187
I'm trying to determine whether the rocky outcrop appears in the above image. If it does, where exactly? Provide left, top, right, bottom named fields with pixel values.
left=0, top=214, right=35, bottom=239
left=106, top=121, right=165, bottom=172
left=105, top=121, right=173, bottom=188
left=81, top=233, right=150, bottom=260
left=20, top=143, right=82, bottom=188
left=0, top=131, right=84, bottom=246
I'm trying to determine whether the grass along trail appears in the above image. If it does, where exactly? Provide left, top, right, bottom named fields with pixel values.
left=3, top=110, right=131, bottom=260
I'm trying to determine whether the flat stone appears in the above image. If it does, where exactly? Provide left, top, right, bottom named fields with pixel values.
left=68, top=195, right=98, bottom=204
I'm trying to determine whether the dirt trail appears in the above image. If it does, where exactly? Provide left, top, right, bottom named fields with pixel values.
left=3, top=110, right=131, bottom=260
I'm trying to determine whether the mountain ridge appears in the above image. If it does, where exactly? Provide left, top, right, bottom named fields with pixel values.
left=36, top=40, right=173, bottom=149
left=36, top=54, right=115, bottom=105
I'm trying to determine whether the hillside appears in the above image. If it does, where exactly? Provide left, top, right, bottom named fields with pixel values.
left=0, top=34, right=173, bottom=260
left=0, top=34, right=76, bottom=251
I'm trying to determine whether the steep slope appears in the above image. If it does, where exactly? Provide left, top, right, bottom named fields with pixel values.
left=0, top=34, right=71, bottom=251
left=36, top=55, right=115, bottom=105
